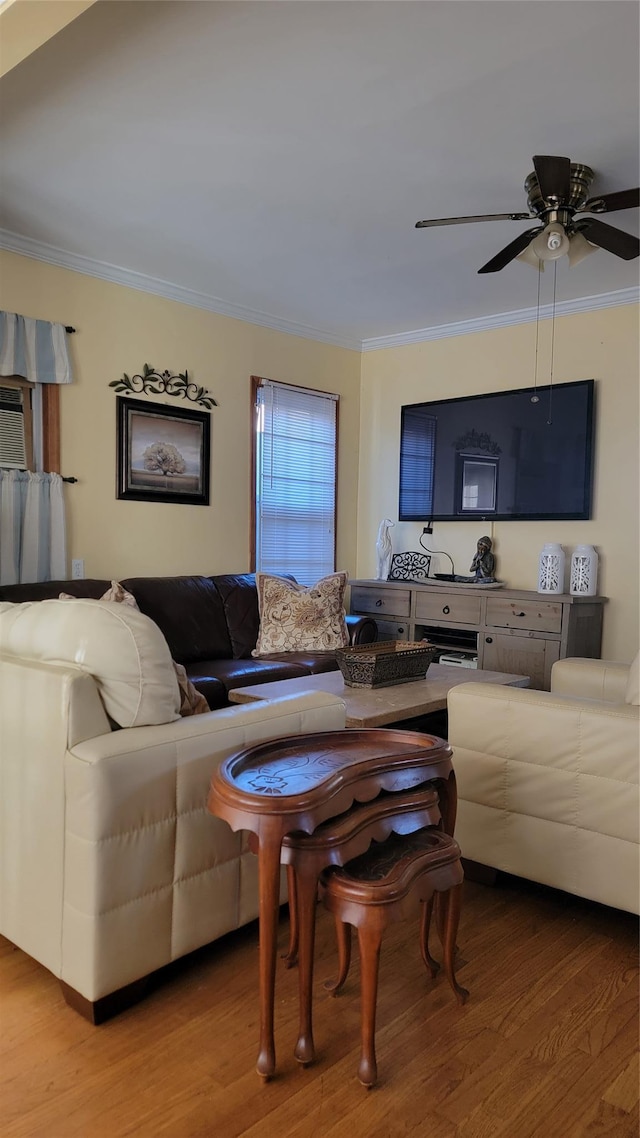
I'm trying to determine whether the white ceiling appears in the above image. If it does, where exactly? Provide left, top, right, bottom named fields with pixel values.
left=1, top=0, right=639, bottom=347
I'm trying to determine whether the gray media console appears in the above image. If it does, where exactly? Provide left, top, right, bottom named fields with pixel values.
left=349, top=579, right=606, bottom=691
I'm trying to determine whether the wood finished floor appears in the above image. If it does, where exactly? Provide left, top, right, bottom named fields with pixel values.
left=1, top=876, right=638, bottom=1138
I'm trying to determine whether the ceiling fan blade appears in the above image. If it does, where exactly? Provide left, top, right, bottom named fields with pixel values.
left=415, top=212, right=531, bottom=229
left=477, top=227, right=543, bottom=274
left=574, top=218, right=640, bottom=260
left=532, top=155, right=571, bottom=202
left=581, top=187, right=640, bottom=214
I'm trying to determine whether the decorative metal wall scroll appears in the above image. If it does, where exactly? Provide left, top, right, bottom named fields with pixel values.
left=388, top=552, right=431, bottom=581
left=109, top=363, right=217, bottom=409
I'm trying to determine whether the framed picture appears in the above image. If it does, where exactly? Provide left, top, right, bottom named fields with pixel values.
left=116, top=397, right=210, bottom=505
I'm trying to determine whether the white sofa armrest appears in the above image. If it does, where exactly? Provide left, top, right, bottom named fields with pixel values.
left=551, top=657, right=630, bottom=703
left=1, top=654, right=346, bottom=1001
left=447, top=681, right=639, bottom=913
left=62, top=689, right=347, bottom=998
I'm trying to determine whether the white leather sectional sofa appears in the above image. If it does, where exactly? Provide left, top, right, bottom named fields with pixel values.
left=448, top=655, right=640, bottom=915
left=0, top=599, right=346, bottom=1020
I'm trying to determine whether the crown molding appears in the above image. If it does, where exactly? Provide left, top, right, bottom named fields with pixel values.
left=0, top=227, right=637, bottom=354
left=0, top=228, right=362, bottom=352
left=360, top=286, right=640, bottom=351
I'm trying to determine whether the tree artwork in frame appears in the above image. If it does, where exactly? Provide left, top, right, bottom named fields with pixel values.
left=116, top=397, right=211, bottom=505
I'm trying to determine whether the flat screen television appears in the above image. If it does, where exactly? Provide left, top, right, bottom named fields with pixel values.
left=399, top=379, right=595, bottom=522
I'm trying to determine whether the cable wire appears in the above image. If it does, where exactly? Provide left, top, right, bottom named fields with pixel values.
left=420, top=532, right=455, bottom=574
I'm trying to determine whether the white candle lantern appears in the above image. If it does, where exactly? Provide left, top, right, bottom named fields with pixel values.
left=538, top=543, right=565, bottom=594
left=570, top=545, right=599, bottom=596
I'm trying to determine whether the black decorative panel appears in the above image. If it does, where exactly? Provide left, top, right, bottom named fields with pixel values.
left=388, top=552, right=431, bottom=581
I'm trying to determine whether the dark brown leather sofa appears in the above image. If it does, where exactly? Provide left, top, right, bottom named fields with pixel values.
left=0, top=573, right=376, bottom=708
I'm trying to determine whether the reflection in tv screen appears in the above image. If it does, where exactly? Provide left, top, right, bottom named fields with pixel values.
left=399, top=380, right=595, bottom=522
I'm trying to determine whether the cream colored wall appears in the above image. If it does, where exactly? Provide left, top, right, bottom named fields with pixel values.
left=0, top=251, right=361, bottom=578
left=0, top=0, right=96, bottom=78
left=2, top=249, right=638, bottom=659
left=358, top=304, right=640, bottom=662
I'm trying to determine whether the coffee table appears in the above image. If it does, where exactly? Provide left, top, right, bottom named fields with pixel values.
left=228, top=662, right=529, bottom=728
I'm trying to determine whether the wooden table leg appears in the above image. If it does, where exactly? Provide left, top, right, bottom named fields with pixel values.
left=441, top=882, right=469, bottom=1005
left=435, top=770, right=458, bottom=945
left=419, top=897, right=440, bottom=978
left=440, top=769, right=458, bottom=837
left=282, top=865, right=298, bottom=968
left=324, top=916, right=351, bottom=994
left=356, top=919, right=385, bottom=1088
left=293, top=868, right=320, bottom=1065
left=256, top=821, right=284, bottom=1080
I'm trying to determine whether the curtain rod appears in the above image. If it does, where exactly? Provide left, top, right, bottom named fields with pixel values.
left=62, top=476, right=78, bottom=483
left=65, top=326, right=76, bottom=333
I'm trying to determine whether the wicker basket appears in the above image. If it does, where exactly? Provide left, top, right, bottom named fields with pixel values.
left=335, top=641, right=436, bottom=688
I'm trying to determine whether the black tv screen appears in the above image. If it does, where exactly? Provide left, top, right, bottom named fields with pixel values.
left=399, top=379, right=595, bottom=522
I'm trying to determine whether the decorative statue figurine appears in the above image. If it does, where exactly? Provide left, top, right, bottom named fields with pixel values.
left=470, top=535, right=496, bottom=582
left=375, top=518, right=394, bottom=580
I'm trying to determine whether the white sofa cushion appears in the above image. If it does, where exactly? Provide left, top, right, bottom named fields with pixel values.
left=0, top=599, right=180, bottom=727
left=625, top=651, right=640, bottom=705
left=60, top=580, right=209, bottom=717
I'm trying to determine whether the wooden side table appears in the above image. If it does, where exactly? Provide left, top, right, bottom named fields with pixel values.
left=320, top=826, right=468, bottom=1087
left=277, top=783, right=442, bottom=1065
left=207, top=728, right=454, bottom=1080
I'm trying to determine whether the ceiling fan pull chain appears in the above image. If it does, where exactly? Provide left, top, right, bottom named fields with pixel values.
left=547, top=263, right=558, bottom=426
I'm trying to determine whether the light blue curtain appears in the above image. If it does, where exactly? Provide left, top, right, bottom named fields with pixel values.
left=0, top=311, right=73, bottom=384
left=0, top=470, right=67, bottom=584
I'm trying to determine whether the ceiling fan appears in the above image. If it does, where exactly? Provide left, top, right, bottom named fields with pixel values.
left=415, top=155, right=640, bottom=273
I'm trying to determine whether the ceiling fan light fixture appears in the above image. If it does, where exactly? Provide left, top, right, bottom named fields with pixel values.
left=530, top=222, right=571, bottom=262
left=516, top=243, right=545, bottom=271
left=568, top=230, right=598, bottom=268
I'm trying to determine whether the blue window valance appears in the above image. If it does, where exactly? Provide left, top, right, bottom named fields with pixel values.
left=0, top=310, right=73, bottom=384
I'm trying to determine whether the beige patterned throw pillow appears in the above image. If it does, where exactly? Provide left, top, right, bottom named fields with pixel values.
left=252, top=571, right=349, bottom=656
left=60, top=581, right=210, bottom=716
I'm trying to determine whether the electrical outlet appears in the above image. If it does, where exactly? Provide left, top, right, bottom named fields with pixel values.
left=71, top=559, right=85, bottom=579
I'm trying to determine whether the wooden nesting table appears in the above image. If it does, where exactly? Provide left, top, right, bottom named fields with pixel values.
left=207, top=728, right=454, bottom=1080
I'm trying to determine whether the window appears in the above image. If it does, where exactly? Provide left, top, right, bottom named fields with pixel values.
left=0, top=377, right=59, bottom=472
left=398, top=405, right=436, bottom=520
left=252, top=377, right=338, bottom=586
left=457, top=455, right=498, bottom=513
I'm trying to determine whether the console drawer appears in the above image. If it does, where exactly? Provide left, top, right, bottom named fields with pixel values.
left=415, top=592, right=481, bottom=626
left=351, top=586, right=411, bottom=619
left=486, top=597, right=562, bottom=634
left=374, top=619, right=411, bottom=642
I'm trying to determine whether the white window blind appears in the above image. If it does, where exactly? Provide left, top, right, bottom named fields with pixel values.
left=255, top=380, right=338, bottom=586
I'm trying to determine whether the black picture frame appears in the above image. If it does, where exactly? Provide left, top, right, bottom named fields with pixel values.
left=116, top=396, right=210, bottom=505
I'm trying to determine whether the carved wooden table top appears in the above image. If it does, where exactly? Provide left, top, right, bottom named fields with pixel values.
left=208, top=728, right=454, bottom=1080
left=211, top=728, right=453, bottom=827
